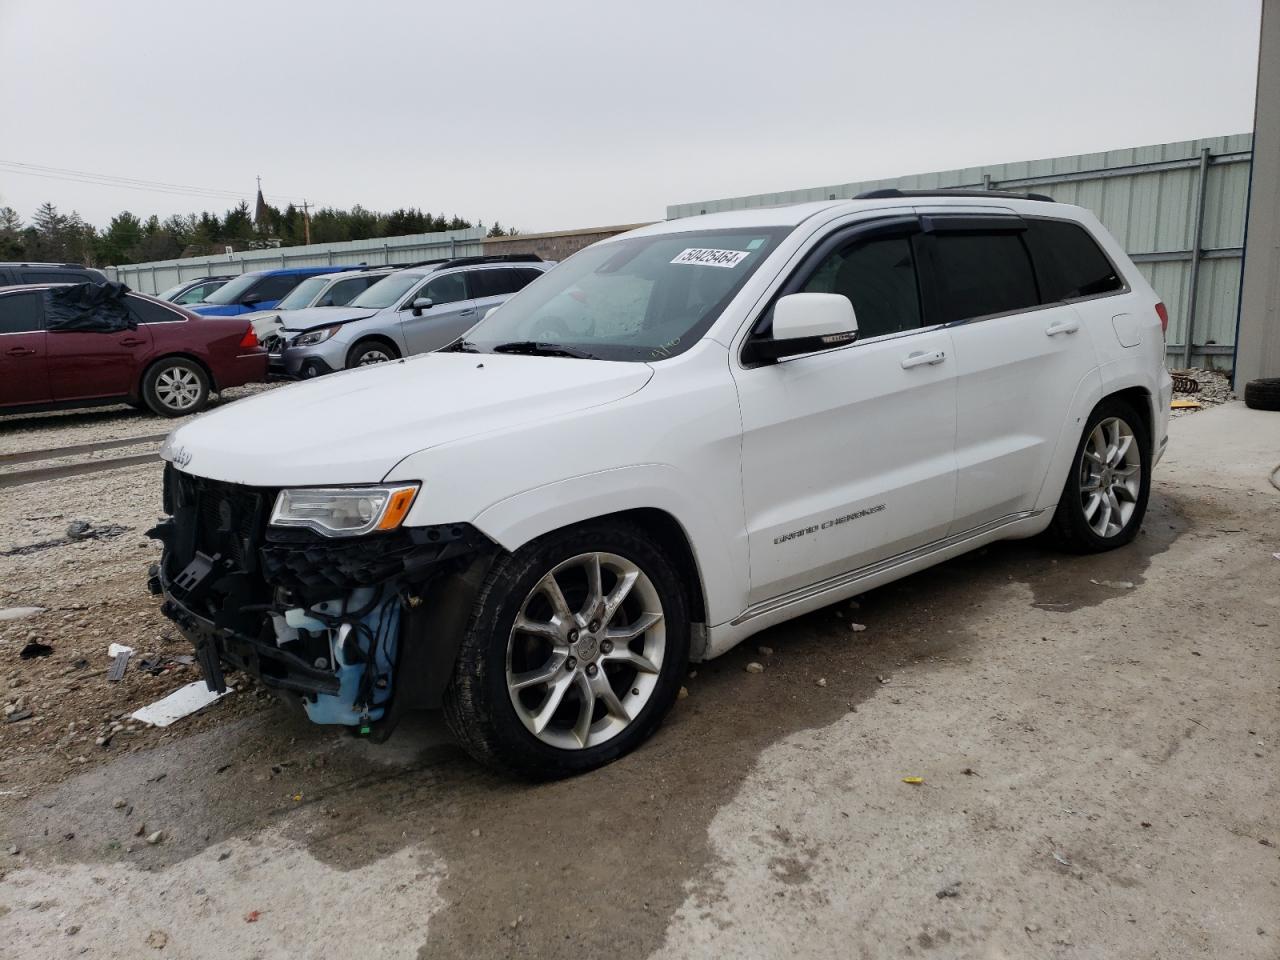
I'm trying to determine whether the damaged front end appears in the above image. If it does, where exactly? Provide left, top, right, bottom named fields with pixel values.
left=147, top=465, right=495, bottom=738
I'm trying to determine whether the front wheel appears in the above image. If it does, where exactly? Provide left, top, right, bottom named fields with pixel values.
left=345, top=338, right=400, bottom=369
left=444, top=521, right=689, bottom=779
left=1050, top=398, right=1151, bottom=552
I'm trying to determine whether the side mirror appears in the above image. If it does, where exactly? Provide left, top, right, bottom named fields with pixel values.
left=744, top=293, right=858, bottom=363
left=411, top=296, right=433, bottom=317
left=240, top=295, right=263, bottom=307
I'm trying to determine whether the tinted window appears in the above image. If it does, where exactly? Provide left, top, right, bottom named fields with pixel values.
left=515, top=268, right=544, bottom=286
left=127, top=297, right=185, bottom=324
left=23, top=271, right=92, bottom=284
left=468, top=268, right=527, bottom=298
left=0, top=292, right=42, bottom=334
left=418, top=272, right=467, bottom=306
left=250, top=273, right=311, bottom=301
left=1024, top=219, right=1123, bottom=301
left=801, top=234, right=922, bottom=339
left=929, top=232, right=1039, bottom=323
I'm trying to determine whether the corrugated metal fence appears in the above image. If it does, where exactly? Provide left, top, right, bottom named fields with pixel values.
left=107, top=226, right=488, bottom=295
left=667, top=134, right=1254, bottom=369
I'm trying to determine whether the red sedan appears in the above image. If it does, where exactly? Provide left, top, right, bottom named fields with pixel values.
left=0, top=284, right=268, bottom=418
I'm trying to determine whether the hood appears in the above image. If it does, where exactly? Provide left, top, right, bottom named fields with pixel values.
left=161, top=351, right=654, bottom=487
left=278, top=305, right=378, bottom=333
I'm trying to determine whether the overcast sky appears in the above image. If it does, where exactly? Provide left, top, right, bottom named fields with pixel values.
left=0, top=0, right=1263, bottom=233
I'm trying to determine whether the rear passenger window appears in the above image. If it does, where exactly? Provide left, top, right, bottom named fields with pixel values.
left=0, top=292, right=42, bottom=333
left=469, top=269, right=525, bottom=298
left=1023, top=219, right=1123, bottom=301
left=801, top=235, right=922, bottom=339
left=127, top=297, right=184, bottom=324
left=929, top=232, right=1039, bottom=323
left=514, top=269, right=544, bottom=287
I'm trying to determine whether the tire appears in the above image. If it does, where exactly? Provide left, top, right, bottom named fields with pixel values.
left=444, top=520, right=690, bottom=779
left=345, top=338, right=400, bottom=369
left=1050, top=398, right=1152, bottom=552
left=1244, top=378, right=1280, bottom=411
left=142, top=358, right=210, bottom=418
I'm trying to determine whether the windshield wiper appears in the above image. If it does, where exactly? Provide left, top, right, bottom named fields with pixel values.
left=443, top=338, right=481, bottom=353
left=490, top=340, right=599, bottom=360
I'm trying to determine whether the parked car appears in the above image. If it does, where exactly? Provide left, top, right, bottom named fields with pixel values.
left=1, top=261, right=107, bottom=287
left=247, top=267, right=396, bottom=342
left=157, top=275, right=234, bottom=306
left=150, top=192, right=1171, bottom=777
left=0, top=283, right=267, bottom=417
left=274, top=255, right=551, bottom=377
left=188, top=266, right=362, bottom=317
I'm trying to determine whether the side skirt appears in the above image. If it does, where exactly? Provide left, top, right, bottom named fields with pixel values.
left=703, top=509, right=1051, bottom=659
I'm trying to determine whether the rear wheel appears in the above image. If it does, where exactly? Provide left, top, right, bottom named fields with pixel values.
left=345, top=338, right=399, bottom=369
left=142, top=358, right=210, bottom=418
left=444, top=521, right=689, bottom=779
left=1051, top=398, right=1151, bottom=552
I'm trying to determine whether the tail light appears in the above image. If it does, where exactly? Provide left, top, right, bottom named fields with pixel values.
left=1154, top=302, right=1169, bottom=338
left=239, top=326, right=259, bottom=349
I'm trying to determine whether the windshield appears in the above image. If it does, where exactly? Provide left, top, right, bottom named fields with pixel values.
left=464, top=228, right=790, bottom=361
left=202, top=273, right=260, bottom=304
left=156, top=282, right=186, bottom=300
left=350, top=271, right=427, bottom=310
left=275, top=276, right=329, bottom=310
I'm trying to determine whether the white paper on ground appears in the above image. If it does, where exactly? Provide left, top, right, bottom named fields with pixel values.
left=107, top=643, right=135, bottom=659
left=130, top=681, right=235, bottom=728
left=0, top=607, right=46, bottom=622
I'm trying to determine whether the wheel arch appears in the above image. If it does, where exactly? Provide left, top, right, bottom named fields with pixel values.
left=467, top=467, right=740, bottom=632
left=346, top=334, right=401, bottom=367
left=139, top=352, right=218, bottom=396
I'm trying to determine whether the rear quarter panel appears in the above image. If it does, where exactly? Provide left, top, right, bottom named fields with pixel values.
left=149, top=314, right=267, bottom=391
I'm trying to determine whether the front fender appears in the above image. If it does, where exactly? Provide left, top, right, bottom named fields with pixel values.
left=470, top=463, right=747, bottom=627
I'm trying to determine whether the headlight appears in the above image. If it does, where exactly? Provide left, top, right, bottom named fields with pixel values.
left=291, top=325, right=341, bottom=347
left=269, top=484, right=419, bottom=537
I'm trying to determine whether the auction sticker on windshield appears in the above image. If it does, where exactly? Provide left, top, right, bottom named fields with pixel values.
left=671, top=248, right=751, bottom=268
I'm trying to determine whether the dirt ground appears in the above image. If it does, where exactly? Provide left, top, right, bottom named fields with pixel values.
left=0, top=398, right=1276, bottom=960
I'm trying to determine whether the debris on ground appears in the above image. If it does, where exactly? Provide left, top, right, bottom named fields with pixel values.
left=107, top=649, right=131, bottom=682
left=816, top=678, right=827, bottom=687
left=745, top=662, right=765, bottom=674
left=1169, top=367, right=1232, bottom=416
left=757, top=645, right=774, bottom=656
left=677, top=686, right=689, bottom=699
left=936, top=881, right=962, bottom=899
left=145, top=930, right=168, bottom=949
left=130, top=681, right=235, bottom=728
left=850, top=622, right=867, bottom=632
left=0, top=606, right=45, bottom=622
left=244, top=910, right=261, bottom=923
left=19, top=641, right=54, bottom=659
left=6, top=708, right=34, bottom=723
left=146, top=830, right=164, bottom=845
left=66, top=520, right=129, bottom=541
left=1052, top=851, right=1072, bottom=867
left=1090, top=579, right=1135, bottom=589
left=962, top=767, right=979, bottom=776
left=902, top=776, right=924, bottom=785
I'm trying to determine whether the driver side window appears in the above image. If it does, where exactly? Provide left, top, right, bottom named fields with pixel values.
left=801, top=235, right=923, bottom=340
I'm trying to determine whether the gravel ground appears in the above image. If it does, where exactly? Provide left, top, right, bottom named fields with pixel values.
left=0, top=400, right=1275, bottom=960
left=0, top=383, right=279, bottom=456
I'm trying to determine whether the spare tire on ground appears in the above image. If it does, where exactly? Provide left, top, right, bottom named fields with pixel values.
left=1244, top=378, right=1280, bottom=411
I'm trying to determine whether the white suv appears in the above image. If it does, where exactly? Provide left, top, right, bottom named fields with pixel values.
left=150, top=191, right=1172, bottom=778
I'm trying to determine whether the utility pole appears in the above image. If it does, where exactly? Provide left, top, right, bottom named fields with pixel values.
left=302, top=199, right=311, bottom=246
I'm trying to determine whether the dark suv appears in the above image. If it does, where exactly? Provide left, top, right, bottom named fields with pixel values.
left=0, top=262, right=108, bottom=287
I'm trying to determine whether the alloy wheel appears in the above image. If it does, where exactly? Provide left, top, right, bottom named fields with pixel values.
left=357, top=348, right=392, bottom=365
left=154, top=366, right=203, bottom=412
left=1079, top=416, right=1142, bottom=538
left=506, top=552, right=666, bottom=750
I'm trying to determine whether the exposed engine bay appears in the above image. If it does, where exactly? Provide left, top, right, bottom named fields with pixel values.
left=148, top=465, right=494, bottom=737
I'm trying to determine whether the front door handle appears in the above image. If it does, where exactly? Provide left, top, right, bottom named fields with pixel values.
left=5, top=346, right=36, bottom=357
left=119, top=337, right=147, bottom=346
left=1045, top=319, right=1080, bottom=337
left=459, top=308, right=476, bottom=317
left=901, top=349, right=946, bottom=369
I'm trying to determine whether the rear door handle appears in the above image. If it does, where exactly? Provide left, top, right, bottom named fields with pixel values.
left=901, top=349, right=946, bottom=369
left=1045, top=319, right=1080, bottom=337
left=119, top=337, right=147, bottom=346
left=5, top=346, right=37, bottom=357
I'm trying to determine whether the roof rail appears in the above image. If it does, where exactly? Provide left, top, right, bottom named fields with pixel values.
left=434, top=253, right=544, bottom=270
left=854, top=188, right=1055, bottom=203
left=385, top=258, right=450, bottom=270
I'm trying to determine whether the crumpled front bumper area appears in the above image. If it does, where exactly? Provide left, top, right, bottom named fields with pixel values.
left=148, top=465, right=494, bottom=734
